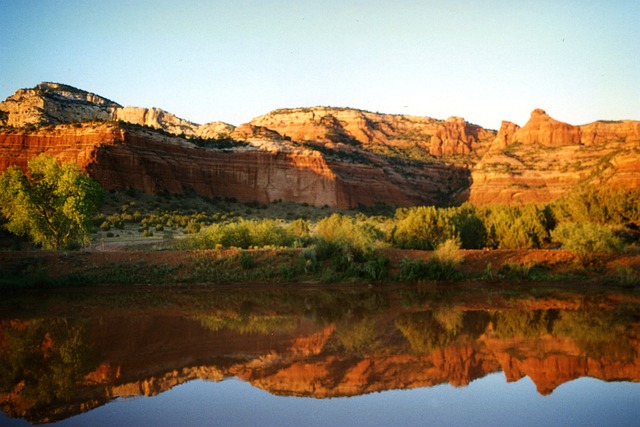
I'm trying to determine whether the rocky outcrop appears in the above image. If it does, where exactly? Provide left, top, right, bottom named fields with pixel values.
left=495, top=109, right=640, bottom=148
left=509, top=109, right=581, bottom=146
left=470, top=109, right=640, bottom=204
left=0, top=82, right=234, bottom=139
left=0, top=82, right=120, bottom=127
left=492, top=121, right=521, bottom=150
left=249, top=107, right=496, bottom=156
left=2, top=83, right=640, bottom=207
left=580, top=120, right=640, bottom=145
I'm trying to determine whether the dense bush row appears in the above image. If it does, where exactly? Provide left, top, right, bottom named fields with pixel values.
left=88, top=187, right=639, bottom=277
left=177, top=187, right=638, bottom=267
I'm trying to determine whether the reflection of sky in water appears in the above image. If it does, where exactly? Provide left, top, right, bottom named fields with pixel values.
left=4, top=374, right=638, bottom=427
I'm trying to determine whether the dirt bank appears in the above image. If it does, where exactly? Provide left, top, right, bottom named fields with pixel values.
left=1, top=247, right=639, bottom=288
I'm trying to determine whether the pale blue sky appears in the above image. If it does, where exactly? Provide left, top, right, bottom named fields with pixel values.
left=1, top=0, right=638, bottom=129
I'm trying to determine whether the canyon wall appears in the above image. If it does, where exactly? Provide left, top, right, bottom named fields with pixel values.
left=0, top=82, right=233, bottom=139
left=2, top=83, right=640, bottom=207
left=0, top=123, right=465, bottom=208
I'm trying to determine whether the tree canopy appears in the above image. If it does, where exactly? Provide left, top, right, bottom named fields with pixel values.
left=0, top=155, right=104, bottom=249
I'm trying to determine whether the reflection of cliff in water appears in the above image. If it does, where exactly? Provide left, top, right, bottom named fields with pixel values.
left=1, top=285, right=639, bottom=423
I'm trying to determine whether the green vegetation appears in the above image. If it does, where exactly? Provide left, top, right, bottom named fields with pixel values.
left=2, top=171, right=639, bottom=285
left=0, top=154, right=104, bottom=249
left=551, top=222, right=623, bottom=265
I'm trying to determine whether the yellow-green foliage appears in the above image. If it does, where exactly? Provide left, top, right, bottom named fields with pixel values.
left=553, top=186, right=640, bottom=227
left=188, top=219, right=296, bottom=249
left=315, top=213, right=382, bottom=257
left=551, top=222, right=623, bottom=265
left=392, top=206, right=454, bottom=250
left=0, top=154, right=104, bottom=249
left=481, top=204, right=549, bottom=249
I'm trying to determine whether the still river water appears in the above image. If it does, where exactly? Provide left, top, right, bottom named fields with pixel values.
left=1, top=283, right=639, bottom=426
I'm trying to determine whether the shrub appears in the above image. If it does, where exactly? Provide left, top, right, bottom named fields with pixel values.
left=187, top=219, right=295, bottom=249
left=398, top=240, right=462, bottom=281
left=238, top=250, right=254, bottom=269
left=449, top=205, right=487, bottom=249
left=431, top=239, right=464, bottom=266
left=399, top=257, right=429, bottom=281
left=392, top=206, right=455, bottom=250
left=482, top=204, right=549, bottom=249
left=551, top=222, right=623, bottom=265
left=315, top=214, right=380, bottom=260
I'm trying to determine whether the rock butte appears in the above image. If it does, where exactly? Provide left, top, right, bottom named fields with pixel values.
left=1, top=83, right=639, bottom=207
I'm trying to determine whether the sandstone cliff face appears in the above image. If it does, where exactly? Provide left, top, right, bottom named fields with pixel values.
left=580, top=120, right=640, bottom=145
left=0, top=123, right=467, bottom=208
left=0, top=82, right=120, bottom=127
left=496, top=108, right=640, bottom=148
left=492, top=121, right=521, bottom=150
left=510, top=109, right=581, bottom=146
left=2, top=83, right=640, bottom=207
left=249, top=107, right=496, bottom=157
left=470, top=109, right=640, bottom=205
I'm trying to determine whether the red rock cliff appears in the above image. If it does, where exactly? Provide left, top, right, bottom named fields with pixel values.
left=249, top=107, right=495, bottom=156
left=0, top=123, right=468, bottom=208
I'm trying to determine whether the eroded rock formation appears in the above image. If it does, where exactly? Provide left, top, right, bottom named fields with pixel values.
left=0, top=82, right=233, bottom=139
left=1, top=82, right=639, bottom=207
left=470, top=109, right=640, bottom=204
left=249, top=106, right=496, bottom=156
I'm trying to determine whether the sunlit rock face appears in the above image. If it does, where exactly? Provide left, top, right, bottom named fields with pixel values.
left=0, top=82, right=233, bottom=139
left=2, top=83, right=640, bottom=208
left=469, top=109, right=640, bottom=205
left=510, top=109, right=582, bottom=146
left=0, top=122, right=468, bottom=208
left=249, top=106, right=496, bottom=156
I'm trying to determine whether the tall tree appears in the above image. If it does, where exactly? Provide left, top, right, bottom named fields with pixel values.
left=0, top=155, right=104, bottom=249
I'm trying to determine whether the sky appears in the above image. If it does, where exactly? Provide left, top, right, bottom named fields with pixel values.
left=1, top=0, right=638, bottom=129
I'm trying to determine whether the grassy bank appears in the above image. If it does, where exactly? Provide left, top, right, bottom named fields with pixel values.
left=1, top=247, right=639, bottom=290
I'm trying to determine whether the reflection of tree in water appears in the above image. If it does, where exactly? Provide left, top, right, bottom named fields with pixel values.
left=331, top=316, right=382, bottom=354
left=552, top=307, right=637, bottom=361
left=393, top=305, right=638, bottom=360
left=492, top=310, right=555, bottom=339
left=191, top=314, right=297, bottom=335
left=395, top=312, right=459, bottom=354
left=0, top=319, right=96, bottom=412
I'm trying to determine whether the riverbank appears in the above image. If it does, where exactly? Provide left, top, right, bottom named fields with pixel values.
left=2, top=247, right=639, bottom=289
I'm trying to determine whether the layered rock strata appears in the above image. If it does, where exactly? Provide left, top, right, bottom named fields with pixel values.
left=469, top=109, right=640, bottom=204
left=0, top=123, right=466, bottom=208
left=2, top=83, right=640, bottom=207
left=249, top=106, right=496, bottom=156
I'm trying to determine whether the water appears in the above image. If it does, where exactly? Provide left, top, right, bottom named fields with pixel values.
left=1, top=284, right=639, bottom=426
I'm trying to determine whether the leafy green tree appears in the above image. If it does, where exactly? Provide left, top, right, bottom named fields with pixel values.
left=0, top=155, right=104, bottom=249
left=448, top=204, right=487, bottom=249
